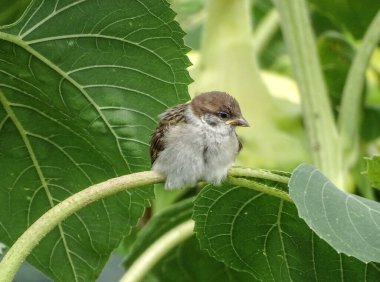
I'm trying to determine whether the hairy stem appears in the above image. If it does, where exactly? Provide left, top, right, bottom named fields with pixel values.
left=0, top=171, right=165, bottom=282
left=229, top=166, right=289, bottom=183
left=227, top=175, right=293, bottom=203
left=272, top=0, right=341, bottom=187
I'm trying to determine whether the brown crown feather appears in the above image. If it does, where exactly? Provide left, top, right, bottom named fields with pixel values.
left=190, top=91, right=242, bottom=119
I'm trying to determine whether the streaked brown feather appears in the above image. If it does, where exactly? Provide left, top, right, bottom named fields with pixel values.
left=150, top=103, right=188, bottom=164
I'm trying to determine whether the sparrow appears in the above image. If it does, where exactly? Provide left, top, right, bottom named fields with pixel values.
left=150, top=91, right=249, bottom=189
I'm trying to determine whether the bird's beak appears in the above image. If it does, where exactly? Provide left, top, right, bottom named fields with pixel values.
left=225, top=117, right=250, bottom=127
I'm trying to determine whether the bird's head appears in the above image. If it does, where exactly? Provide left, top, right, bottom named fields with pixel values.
left=191, top=91, right=249, bottom=128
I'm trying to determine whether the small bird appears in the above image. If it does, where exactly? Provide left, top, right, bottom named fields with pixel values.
left=150, top=91, right=249, bottom=189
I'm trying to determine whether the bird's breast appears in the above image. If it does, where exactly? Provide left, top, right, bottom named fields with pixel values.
left=202, top=129, right=239, bottom=163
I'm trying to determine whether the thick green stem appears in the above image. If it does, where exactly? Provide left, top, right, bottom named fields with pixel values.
left=0, top=171, right=165, bottom=282
left=121, top=168, right=291, bottom=282
left=0, top=167, right=292, bottom=281
left=272, top=0, right=341, bottom=187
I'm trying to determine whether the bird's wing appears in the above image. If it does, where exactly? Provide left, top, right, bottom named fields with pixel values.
left=237, top=134, right=243, bottom=152
left=150, top=103, right=188, bottom=164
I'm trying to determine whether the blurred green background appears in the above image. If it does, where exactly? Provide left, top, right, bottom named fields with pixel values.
left=1, top=0, right=379, bottom=280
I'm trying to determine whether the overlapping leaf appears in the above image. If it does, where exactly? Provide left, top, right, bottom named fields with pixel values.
left=147, top=236, right=255, bottom=282
left=125, top=198, right=253, bottom=281
left=193, top=183, right=380, bottom=281
left=125, top=198, right=194, bottom=267
left=290, top=163, right=380, bottom=263
left=0, top=0, right=191, bottom=281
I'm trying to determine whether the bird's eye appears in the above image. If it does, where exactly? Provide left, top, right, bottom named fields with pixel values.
left=218, top=112, right=230, bottom=119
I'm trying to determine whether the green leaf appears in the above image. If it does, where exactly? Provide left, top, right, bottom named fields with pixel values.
left=365, top=156, right=380, bottom=189
left=317, top=31, right=354, bottom=110
left=0, top=0, right=191, bottom=281
left=362, top=107, right=380, bottom=142
left=148, top=236, right=254, bottom=282
left=289, top=163, right=380, bottom=263
left=193, top=183, right=380, bottom=281
left=125, top=198, right=194, bottom=267
left=125, top=198, right=253, bottom=281
left=309, top=0, right=380, bottom=39
left=0, top=0, right=30, bottom=25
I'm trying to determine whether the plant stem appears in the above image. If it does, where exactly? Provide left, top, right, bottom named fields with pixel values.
left=338, top=11, right=380, bottom=167
left=227, top=176, right=293, bottom=203
left=0, top=171, right=165, bottom=282
left=0, top=167, right=293, bottom=281
left=272, top=0, right=341, bottom=187
left=229, top=166, right=289, bottom=183
left=120, top=220, right=195, bottom=282
left=253, top=9, right=280, bottom=55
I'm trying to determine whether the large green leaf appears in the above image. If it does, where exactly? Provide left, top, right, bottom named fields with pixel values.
left=290, top=164, right=380, bottom=263
left=193, top=183, right=380, bottom=281
left=125, top=198, right=253, bottom=281
left=0, top=0, right=191, bottom=281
